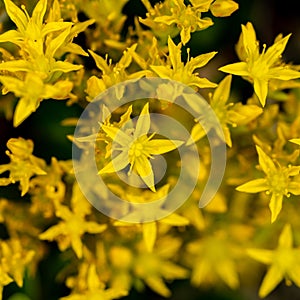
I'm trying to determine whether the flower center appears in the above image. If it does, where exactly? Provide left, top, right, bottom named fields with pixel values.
left=129, top=140, right=144, bottom=157
left=268, top=172, right=288, bottom=195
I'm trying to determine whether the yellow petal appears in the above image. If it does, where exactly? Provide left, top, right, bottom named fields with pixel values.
left=144, top=276, right=171, bottom=297
left=253, top=77, right=268, bottom=107
left=187, top=51, right=218, bottom=72
left=287, top=261, right=300, bottom=288
left=278, top=223, right=293, bottom=248
left=0, top=60, right=31, bottom=72
left=135, top=156, right=155, bottom=192
left=101, top=125, right=132, bottom=146
left=256, top=146, right=276, bottom=174
left=218, top=62, right=249, bottom=77
left=212, top=75, right=232, bottom=105
left=236, top=178, right=269, bottom=193
left=259, top=265, right=283, bottom=298
left=143, top=221, right=157, bottom=252
left=168, top=37, right=182, bottom=70
left=3, top=0, right=28, bottom=33
left=88, top=50, right=111, bottom=74
left=241, top=22, right=259, bottom=58
left=98, top=151, right=129, bottom=174
left=71, top=234, right=83, bottom=258
left=32, top=0, right=47, bottom=25
left=159, top=213, right=189, bottom=226
left=246, top=248, right=273, bottom=264
left=13, top=97, right=40, bottom=127
left=0, top=29, right=22, bottom=43
left=210, top=0, right=239, bottom=17
left=51, top=61, right=83, bottom=73
left=134, top=103, right=151, bottom=138
left=289, top=138, right=300, bottom=146
left=147, top=139, right=184, bottom=154
left=269, top=193, right=283, bottom=223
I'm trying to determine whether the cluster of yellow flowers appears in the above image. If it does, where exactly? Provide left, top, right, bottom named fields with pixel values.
left=1, top=0, right=300, bottom=299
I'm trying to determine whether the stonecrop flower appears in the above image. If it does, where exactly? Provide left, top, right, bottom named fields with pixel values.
left=189, top=74, right=263, bottom=147
left=150, top=0, right=214, bottom=45
left=150, top=36, right=217, bottom=90
left=62, top=264, right=128, bottom=300
left=219, top=22, right=300, bottom=106
left=99, top=103, right=184, bottom=192
left=0, top=0, right=71, bottom=53
left=236, top=145, right=300, bottom=223
left=247, top=224, right=300, bottom=298
left=0, top=73, right=73, bottom=127
left=0, top=138, right=46, bottom=196
left=112, top=184, right=189, bottom=252
left=39, top=183, right=107, bottom=259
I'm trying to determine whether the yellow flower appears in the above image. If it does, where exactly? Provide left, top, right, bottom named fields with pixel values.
left=247, top=224, right=300, bottom=298
left=151, top=36, right=217, bottom=90
left=112, top=184, right=189, bottom=252
left=151, top=0, right=213, bottom=45
left=0, top=238, right=35, bottom=288
left=219, top=22, right=300, bottom=106
left=39, top=183, right=107, bottom=258
left=0, top=138, right=46, bottom=196
left=62, top=263, right=128, bottom=300
left=99, top=103, right=184, bottom=192
left=0, top=0, right=72, bottom=55
left=0, top=73, right=73, bottom=126
left=189, top=75, right=263, bottom=147
left=236, top=146, right=300, bottom=223
left=86, top=46, right=150, bottom=101
left=133, top=236, right=189, bottom=297
left=186, top=231, right=240, bottom=289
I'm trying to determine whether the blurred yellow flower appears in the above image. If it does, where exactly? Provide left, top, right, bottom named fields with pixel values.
left=247, top=224, right=300, bottom=298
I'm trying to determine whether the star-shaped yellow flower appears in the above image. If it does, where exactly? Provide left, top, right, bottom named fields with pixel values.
left=219, top=22, right=300, bottom=106
left=189, top=75, right=263, bottom=147
left=247, top=224, right=300, bottom=298
left=112, top=184, right=189, bottom=252
left=150, top=36, right=217, bottom=90
left=99, top=103, right=184, bottom=192
left=0, top=0, right=72, bottom=55
left=236, top=145, right=300, bottom=223
left=39, top=183, right=107, bottom=258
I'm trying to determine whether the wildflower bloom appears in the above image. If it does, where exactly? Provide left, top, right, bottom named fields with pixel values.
left=0, top=239, right=35, bottom=288
left=86, top=45, right=151, bottom=101
left=0, top=0, right=71, bottom=53
left=0, top=73, right=73, bottom=126
left=247, top=224, right=300, bottom=298
left=150, top=36, right=217, bottom=90
left=186, top=232, right=240, bottom=289
left=39, top=183, right=107, bottom=258
left=219, top=22, right=300, bottom=106
left=99, top=103, right=184, bottom=192
left=236, top=146, right=300, bottom=222
left=189, top=75, right=263, bottom=147
left=61, top=264, right=128, bottom=300
left=0, top=138, right=46, bottom=196
left=112, top=184, right=189, bottom=252
left=151, top=0, right=213, bottom=45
